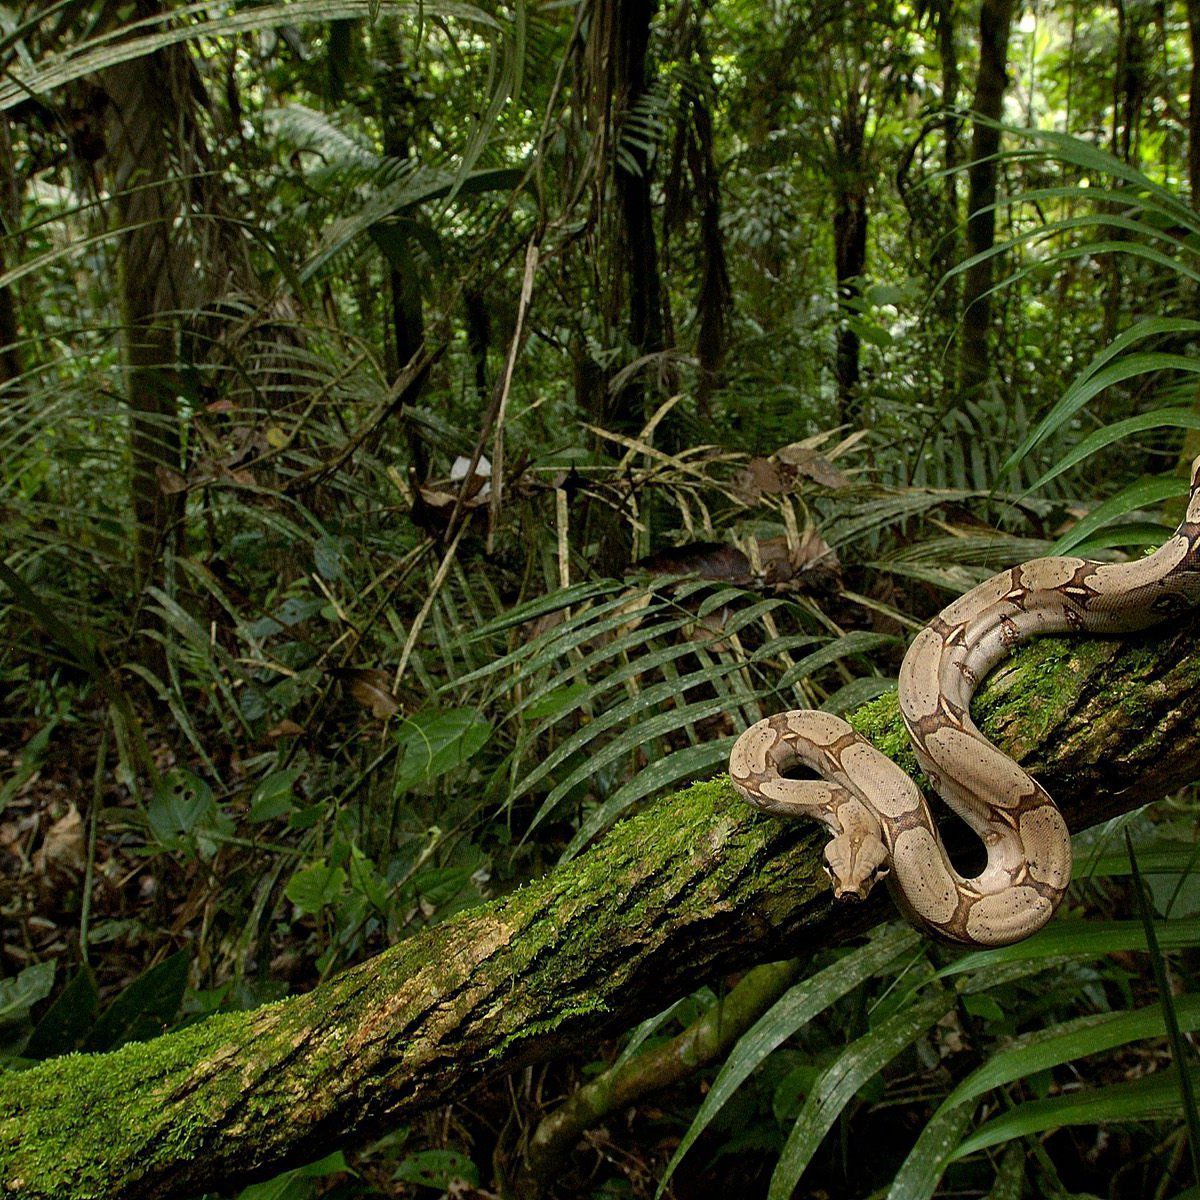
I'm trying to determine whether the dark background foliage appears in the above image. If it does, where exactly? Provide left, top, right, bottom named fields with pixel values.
left=3, top=1, right=1200, bottom=1197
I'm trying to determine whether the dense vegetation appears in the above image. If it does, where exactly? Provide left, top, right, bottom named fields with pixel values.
left=3, top=1, right=1200, bottom=1197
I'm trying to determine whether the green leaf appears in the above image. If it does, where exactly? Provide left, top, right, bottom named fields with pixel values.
left=249, top=769, right=301, bottom=823
left=658, top=925, right=921, bottom=1193
left=505, top=608, right=727, bottom=730
left=1069, top=521, right=1176, bottom=556
left=523, top=684, right=592, bottom=721
left=0, top=961, right=56, bottom=1028
left=412, top=866, right=471, bottom=907
left=394, top=708, right=492, bottom=793
left=1001, top=317, right=1200, bottom=479
left=286, top=864, right=348, bottom=915
left=846, top=314, right=892, bottom=348
left=87, top=951, right=190, bottom=1051
left=348, top=849, right=391, bottom=913
left=523, top=691, right=751, bottom=837
left=820, top=676, right=895, bottom=715
left=1051, top=475, right=1192, bottom=553
left=236, top=1152, right=349, bottom=1200
left=775, top=631, right=899, bottom=691
left=1024, top=408, right=1200, bottom=496
left=514, top=664, right=745, bottom=814
left=769, top=989, right=955, bottom=1199
left=1127, top=832, right=1200, bottom=1174
left=561, top=739, right=735, bottom=862
left=940, top=918, right=1200, bottom=979
left=954, top=996, right=1200, bottom=1112
left=25, top=966, right=99, bottom=1059
left=952, top=1066, right=1197, bottom=1160
left=455, top=587, right=675, bottom=694
left=0, top=3, right=502, bottom=112
left=463, top=580, right=619, bottom=642
left=312, top=536, right=346, bottom=581
left=887, top=1101, right=977, bottom=1200
left=148, top=769, right=216, bottom=844
left=0, top=720, right=56, bottom=815
left=1077, top=841, right=1200, bottom=880
left=393, top=1149, right=479, bottom=1188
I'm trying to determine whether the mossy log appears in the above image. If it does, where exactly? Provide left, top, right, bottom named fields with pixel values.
left=3, top=616, right=1200, bottom=1200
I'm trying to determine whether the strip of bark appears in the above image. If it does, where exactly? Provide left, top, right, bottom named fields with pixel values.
left=3, top=613, right=1200, bottom=1200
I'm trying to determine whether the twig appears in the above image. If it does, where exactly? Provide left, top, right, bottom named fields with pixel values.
left=488, top=239, right=541, bottom=553
left=392, top=522, right=467, bottom=692
left=79, top=730, right=107, bottom=965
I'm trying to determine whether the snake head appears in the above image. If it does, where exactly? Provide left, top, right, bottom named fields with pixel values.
left=823, top=833, right=891, bottom=902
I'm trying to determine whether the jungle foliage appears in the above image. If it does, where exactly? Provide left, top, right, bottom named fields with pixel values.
left=3, top=1, right=1200, bottom=1197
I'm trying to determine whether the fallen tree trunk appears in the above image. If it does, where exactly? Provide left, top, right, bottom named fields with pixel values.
left=3, top=615, right=1200, bottom=1200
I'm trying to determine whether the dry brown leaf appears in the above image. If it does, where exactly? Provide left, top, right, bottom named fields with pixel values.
left=338, top=668, right=400, bottom=719
left=735, top=445, right=853, bottom=502
left=221, top=467, right=257, bottom=488
left=775, top=444, right=852, bottom=489
left=756, top=529, right=841, bottom=593
left=155, top=464, right=188, bottom=495
left=733, top=457, right=786, bottom=501
left=266, top=719, right=305, bottom=739
left=35, top=805, right=85, bottom=875
left=633, top=541, right=752, bottom=582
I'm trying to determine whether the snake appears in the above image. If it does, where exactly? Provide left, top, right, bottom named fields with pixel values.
left=728, top=455, right=1200, bottom=946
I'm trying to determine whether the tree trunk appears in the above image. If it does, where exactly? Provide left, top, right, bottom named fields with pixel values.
left=581, top=0, right=669, bottom=571
left=833, top=86, right=868, bottom=421
left=101, top=0, right=252, bottom=583
left=933, top=0, right=962, bottom=352
left=588, top=0, right=667, bottom=435
left=465, top=288, right=490, bottom=406
left=376, top=29, right=431, bottom=480
left=5, top=611, right=1200, bottom=1200
left=960, top=0, right=1016, bottom=397
left=0, top=112, right=22, bottom=387
left=663, top=0, right=730, bottom=412
left=105, top=56, right=192, bottom=583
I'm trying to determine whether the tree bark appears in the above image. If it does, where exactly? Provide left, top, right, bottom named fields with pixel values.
left=374, top=25, right=433, bottom=481
left=663, top=0, right=730, bottom=412
left=102, top=4, right=202, bottom=582
left=833, top=85, right=868, bottom=422
left=101, top=0, right=255, bottom=585
left=932, top=0, right=962, bottom=353
left=587, top=0, right=667, bottom=435
left=465, top=287, right=490, bottom=406
left=960, top=0, right=1016, bottom=397
left=4, top=612, right=1200, bottom=1200
left=0, top=111, right=22, bottom=387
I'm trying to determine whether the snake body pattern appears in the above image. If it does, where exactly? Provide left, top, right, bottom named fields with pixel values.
left=729, top=456, right=1200, bottom=947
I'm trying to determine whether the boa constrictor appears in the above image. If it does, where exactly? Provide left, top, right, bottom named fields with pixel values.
left=729, top=456, right=1200, bottom=947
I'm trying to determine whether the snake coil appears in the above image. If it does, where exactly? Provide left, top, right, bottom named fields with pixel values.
left=729, top=456, right=1200, bottom=946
